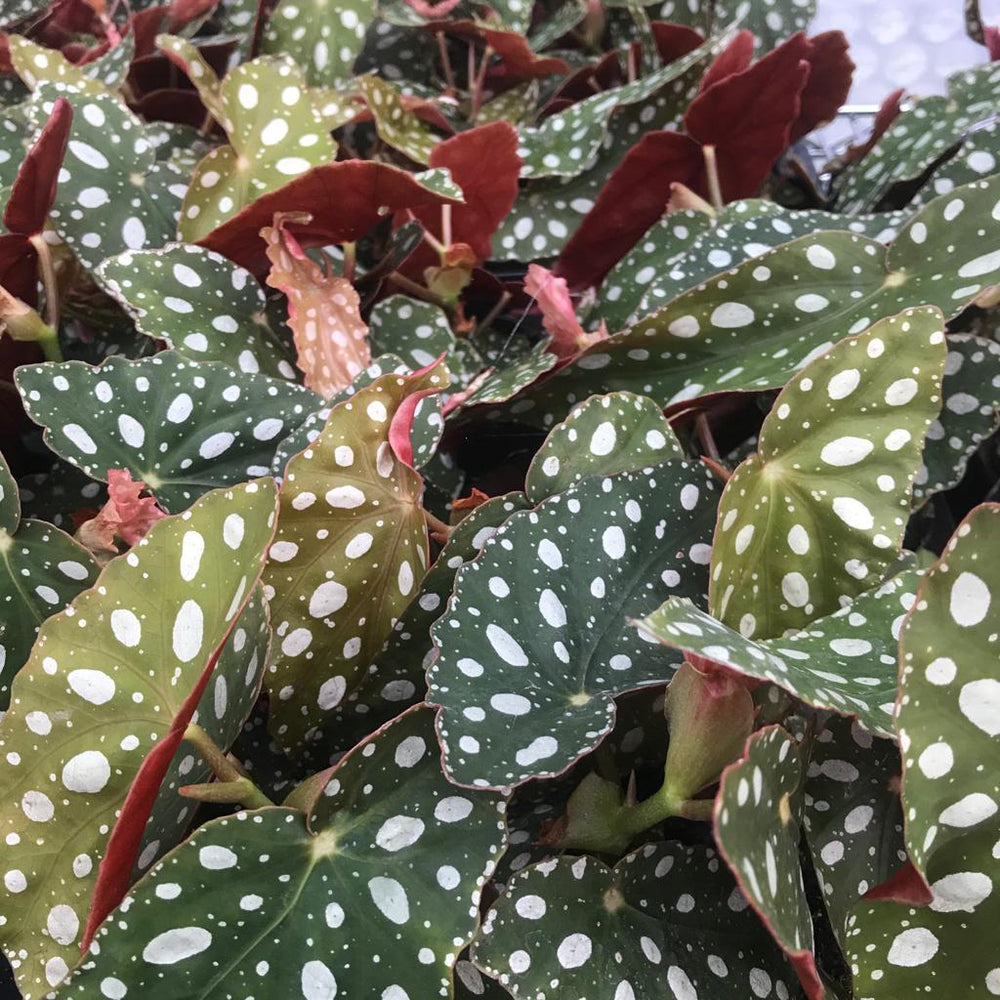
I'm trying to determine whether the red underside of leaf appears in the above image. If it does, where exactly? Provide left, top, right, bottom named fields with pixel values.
left=0, top=232, right=40, bottom=305
left=426, top=21, right=569, bottom=78
left=4, top=95, right=72, bottom=236
left=843, top=87, right=905, bottom=166
left=697, top=29, right=754, bottom=94
left=862, top=858, right=934, bottom=905
left=987, top=25, right=1000, bottom=60
left=650, top=21, right=705, bottom=64
left=790, top=31, right=854, bottom=144
left=198, top=160, right=460, bottom=275
left=554, top=130, right=703, bottom=290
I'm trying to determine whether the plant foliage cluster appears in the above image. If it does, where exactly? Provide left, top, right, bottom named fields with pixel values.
left=0, top=0, right=998, bottom=996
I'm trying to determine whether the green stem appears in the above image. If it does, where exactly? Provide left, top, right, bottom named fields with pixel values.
left=183, top=723, right=273, bottom=809
left=35, top=325, right=62, bottom=362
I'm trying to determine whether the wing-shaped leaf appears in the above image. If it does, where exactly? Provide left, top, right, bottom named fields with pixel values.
left=53, top=707, right=506, bottom=1000
left=636, top=569, right=922, bottom=739
left=474, top=842, right=797, bottom=1000
left=525, top=391, right=683, bottom=503
left=429, top=461, right=718, bottom=789
left=849, top=504, right=1000, bottom=997
left=714, top=726, right=823, bottom=999
left=8, top=36, right=135, bottom=97
left=15, top=352, right=319, bottom=512
left=0, top=450, right=99, bottom=708
left=520, top=175, right=1000, bottom=416
left=357, top=74, right=439, bottom=163
left=708, top=308, right=944, bottom=639
left=263, top=363, right=449, bottom=757
left=712, top=0, right=817, bottom=50
left=0, top=480, right=276, bottom=998
left=97, top=244, right=297, bottom=381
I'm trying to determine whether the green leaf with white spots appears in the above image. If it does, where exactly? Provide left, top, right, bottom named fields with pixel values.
left=326, top=491, right=530, bottom=757
left=914, top=333, right=1000, bottom=503
left=636, top=569, right=922, bottom=740
left=28, top=85, right=185, bottom=272
left=525, top=391, right=683, bottom=503
left=626, top=201, right=912, bottom=329
left=53, top=707, right=507, bottom=1000
left=455, top=342, right=557, bottom=411
left=515, top=175, right=1000, bottom=416
left=16, top=463, right=106, bottom=532
left=429, top=461, right=718, bottom=789
left=8, top=36, right=135, bottom=97
left=357, top=74, right=439, bottom=164
left=529, top=0, right=587, bottom=48
left=908, top=120, right=1000, bottom=213
left=159, top=42, right=338, bottom=242
left=263, top=363, right=449, bottom=758
left=707, top=309, right=945, bottom=640
left=848, top=504, right=1000, bottom=998
left=15, top=352, right=319, bottom=513
left=714, top=726, right=823, bottom=999
left=261, top=0, right=375, bottom=87
left=802, top=716, right=905, bottom=950
left=96, top=245, right=298, bottom=382
left=0, top=451, right=99, bottom=710
left=0, top=480, right=277, bottom=999
left=474, top=842, right=798, bottom=1000
left=712, top=0, right=816, bottom=50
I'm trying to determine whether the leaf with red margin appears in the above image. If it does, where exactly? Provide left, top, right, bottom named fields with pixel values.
left=553, top=130, right=703, bottom=290
left=683, top=32, right=811, bottom=201
left=714, top=725, right=825, bottom=1000
left=262, top=362, right=450, bottom=759
left=0, top=95, right=71, bottom=304
left=0, top=480, right=277, bottom=998
left=790, top=31, right=854, bottom=143
left=396, top=121, right=521, bottom=274
left=262, top=213, right=372, bottom=398
left=198, top=160, right=461, bottom=276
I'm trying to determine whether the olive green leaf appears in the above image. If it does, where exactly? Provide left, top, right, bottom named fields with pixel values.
left=0, top=451, right=98, bottom=709
left=8, top=36, right=134, bottom=97
left=473, top=842, right=797, bottom=1000
left=97, top=244, right=297, bottom=381
left=0, top=480, right=277, bottom=998
left=357, top=75, right=439, bottom=164
left=715, top=726, right=823, bottom=999
left=429, top=461, right=718, bottom=789
left=849, top=504, right=1000, bottom=997
left=708, top=308, right=945, bottom=639
left=15, top=352, right=319, bottom=512
left=520, top=175, right=1000, bottom=417
left=263, top=363, right=449, bottom=757
left=635, top=569, right=922, bottom=740
left=525, top=391, right=683, bottom=503
left=53, top=707, right=507, bottom=1000
left=713, top=0, right=817, bottom=50
left=158, top=37, right=338, bottom=242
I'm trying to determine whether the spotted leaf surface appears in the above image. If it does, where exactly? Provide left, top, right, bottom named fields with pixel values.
left=28, top=86, right=185, bottom=271
left=15, top=352, right=319, bottom=512
left=97, top=245, right=297, bottom=382
left=8, top=36, right=134, bottom=97
left=262, top=0, right=375, bottom=86
left=714, top=726, right=822, bottom=999
left=263, top=216, right=371, bottom=397
left=474, top=842, right=797, bottom=1000
left=637, top=569, right=922, bottom=739
left=802, top=716, right=905, bottom=950
left=708, top=309, right=945, bottom=640
left=0, top=451, right=99, bottom=709
left=712, top=0, right=817, bottom=51
left=165, top=45, right=338, bottom=241
left=357, top=74, right=439, bottom=163
left=516, top=175, right=1000, bottom=416
left=914, top=333, right=1000, bottom=503
left=326, top=492, right=529, bottom=756
left=263, top=363, right=449, bottom=757
left=848, top=505, right=1000, bottom=997
left=456, top=342, right=557, bottom=411
left=54, top=707, right=506, bottom=1000
left=525, top=391, right=683, bottom=503
left=0, top=480, right=277, bottom=998
left=429, top=462, right=718, bottom=789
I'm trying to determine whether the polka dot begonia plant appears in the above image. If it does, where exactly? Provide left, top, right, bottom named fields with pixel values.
left=0, top=0, right=998, bottom=997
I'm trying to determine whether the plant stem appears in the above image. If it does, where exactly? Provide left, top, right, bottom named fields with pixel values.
left=388, top=271, right=451, bottom=312
left=470, top=45, right=493, bottom=121
left=437, top=32, right=456, bottom=96
left=184, top=722, right=246, bottom=782
left=182, top=723, right=273, bottom=808
left=342, top=241, right=356, bottom=282
left=423, top=507, right=453, bottom=542
left=702, top=145, right=724, bottom=211
left=30, top=233, right=60, bottom=331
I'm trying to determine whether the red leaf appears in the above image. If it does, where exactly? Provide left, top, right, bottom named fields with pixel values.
left=790, top=31, right=854, bottom=143
left=842, top=87, right=905, bottom=167
left=396, top=121, right=521, bottom=276
left=684, top=32, right=811, bottom=200
left=987, top=25, right=1000, bottom=60
left=697, top=29, right=754, bottom=94
left=651, top=20, right=705, bottom=64
left=388, top=356, right=447, bottom=467
left=862, top=859, right=933, bottom=905
left=263, top=212, right=371, bottom=398
left=428, top=21, right=568, bottom=78
left=545, top=49, right=624, bottom=110
left=554, top=131, right=703, bottom=290
left=198, top=160, right=460, bottom=275
left=4, top=96, right=72, bottom=236
left=75, top=469, right=166, bottom=557
left=524, top=264, right=607, bottom=359
left=0, top=233, right=41, bottom=304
